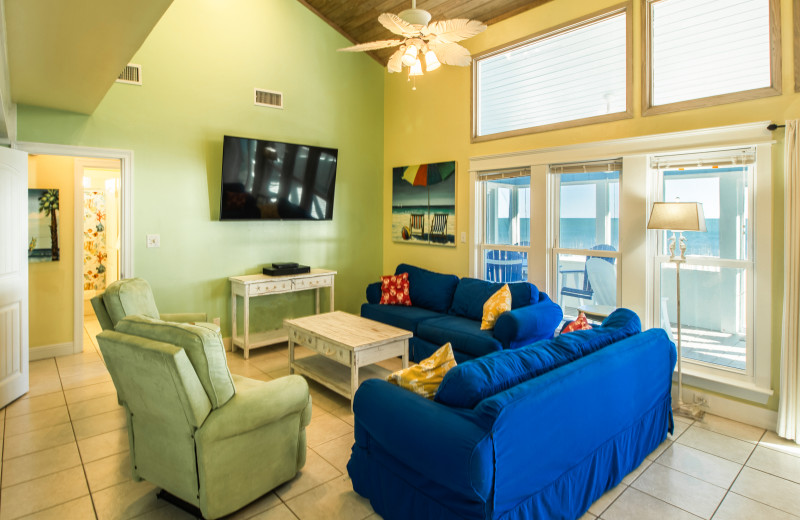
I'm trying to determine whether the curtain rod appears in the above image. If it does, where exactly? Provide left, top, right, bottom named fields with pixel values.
left=767, top=123, right=785, bottom=131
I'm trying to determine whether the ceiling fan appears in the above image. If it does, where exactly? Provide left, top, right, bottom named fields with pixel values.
left=338, top=0, right=487, bottom=88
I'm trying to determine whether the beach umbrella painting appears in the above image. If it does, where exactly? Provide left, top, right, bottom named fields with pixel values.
left=400, top=161, right=455, bottom=187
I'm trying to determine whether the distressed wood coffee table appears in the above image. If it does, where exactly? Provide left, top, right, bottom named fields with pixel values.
left=284, top=311, right=411, bottom=411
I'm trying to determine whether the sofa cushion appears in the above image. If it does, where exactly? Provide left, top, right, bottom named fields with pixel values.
left=115, top=315, right=236, bottom=409
left=103, top=278, right=160, bottom=327
left=481, top=284, right=511, bottom=330
left=387, top=343, right=457, bottom=399
left=434, top=308, right=642, bottom=408
left=562, top=312, right=592, bottom=333
left=380, top=273, right=412, bottom=306
left=361, top=303, right=442, bottom=334
left=396, top=263, right=459, bottom=314
left=416, top=315, right=503, bottom=359
left=449, top=278, right=539, bottom=321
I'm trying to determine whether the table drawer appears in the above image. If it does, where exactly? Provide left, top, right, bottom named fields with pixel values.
left=251, top=280, right=292, bottom=295
left=293, top=275, right=333, bottom=290
left=288, top=328, right=317, bottom=349
left=316, top=339, right=351, bottom=365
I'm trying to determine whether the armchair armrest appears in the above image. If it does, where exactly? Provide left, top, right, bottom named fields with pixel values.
left=351, top=379, right=493, bottom=501
left=161, top=312, right=209, bottom=324
left=493, top=294, right=563, bottom=349
left=365, top=282, right=381, bottom=304
left=197, top=374, right=311, bottom=443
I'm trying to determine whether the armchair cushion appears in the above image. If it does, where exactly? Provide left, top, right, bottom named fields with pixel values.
left=116, top=316, right=236, bottom=409
left=103, top=278, right=160, bottom=327
left=449, top=278, right=538, bottom=321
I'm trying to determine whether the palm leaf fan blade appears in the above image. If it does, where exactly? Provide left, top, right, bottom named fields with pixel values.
left=429, top=42, right=472, bottom=67
left=338, top=39, right=404, bottom=52
left=425, top=19, right=487, bottom=43
left=387, top=47, right=405, bottom=73
left=378, top=13, right=420, bottom=38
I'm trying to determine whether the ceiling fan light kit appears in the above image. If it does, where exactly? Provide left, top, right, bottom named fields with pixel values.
left=338, top=0, right=487, bottom=90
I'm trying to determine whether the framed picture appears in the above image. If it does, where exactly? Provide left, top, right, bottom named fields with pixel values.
left=28, top=188, right=60, bottom=262
left=391, top=161, right=456, bottom=247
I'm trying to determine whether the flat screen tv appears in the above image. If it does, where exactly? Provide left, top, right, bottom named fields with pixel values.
left=219, top=135, right=338, bottom=220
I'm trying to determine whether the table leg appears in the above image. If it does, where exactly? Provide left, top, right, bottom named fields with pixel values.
left=402, top=339, right=409, bottom=368
left=243, top=292, right=250, bottom=360
left=288, top=337, right=295, bottom=374
left=230, top=288, right=237, bottom=353
left=330, top=283, right=335, bottom=311
left=351, top=362, right=358, bottom=413
left=315, top=287, right=320, bottom=314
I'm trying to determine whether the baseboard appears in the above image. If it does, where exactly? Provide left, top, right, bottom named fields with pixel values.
left=29, top=342, right=75, bottom=361
left=674, top=385, right=778, bottom=431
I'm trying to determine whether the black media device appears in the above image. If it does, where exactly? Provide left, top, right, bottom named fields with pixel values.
left=263, top=263, right=310, bottom=276
left=219, top=135, right=338, bottom=221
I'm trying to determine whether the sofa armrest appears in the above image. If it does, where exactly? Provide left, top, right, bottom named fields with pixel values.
left=161, top=312, right=208, bottom=324
left=493, top=293, right=563, bottom=349
left=365, top=282, right=381, bottom=304
left=351, top=379, right=493, bottom=501
left=197, top=375, right=311, bottom=442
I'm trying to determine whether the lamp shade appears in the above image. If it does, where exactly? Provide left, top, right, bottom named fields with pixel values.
left=647, top=202, right=707, bottom=232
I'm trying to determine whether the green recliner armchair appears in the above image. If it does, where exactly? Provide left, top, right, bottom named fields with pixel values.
left=91, top=277, right=210, bottom=331
left=97, top=315, right=312, bottom=519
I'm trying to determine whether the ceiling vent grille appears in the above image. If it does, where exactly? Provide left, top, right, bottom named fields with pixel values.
left=255, top=88, right=283, bottom=109
left=116, top=64, right=142, bottom=85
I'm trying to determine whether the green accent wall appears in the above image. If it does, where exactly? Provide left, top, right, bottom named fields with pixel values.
left=18, top=0, right=385, bottom=337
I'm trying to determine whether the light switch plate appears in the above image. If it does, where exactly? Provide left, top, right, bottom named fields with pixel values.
left=461, top=232, right=467, bottom=243
left=146, top=234, right=160, bottom=248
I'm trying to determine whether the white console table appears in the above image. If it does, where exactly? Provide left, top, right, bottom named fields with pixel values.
left=229, top=268, right=336, bottom=359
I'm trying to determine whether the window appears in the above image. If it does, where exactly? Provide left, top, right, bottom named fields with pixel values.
left=477, top=169, right=530, bottom=283
left=652, top=148, right=754, bottom=372
left=644, top=0, right=780, bottom=114
left=551, top=160, right=621, bottom=319
left=473, top=6, right=630, bottom=141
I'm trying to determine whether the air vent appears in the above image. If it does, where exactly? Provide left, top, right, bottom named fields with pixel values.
left=254, top=88, right=283, bottom=109
left=116, top=64, right=142, bottom=85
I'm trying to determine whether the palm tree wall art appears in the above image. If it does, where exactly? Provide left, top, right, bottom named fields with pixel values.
left=28, top=188, right=60, bottom=262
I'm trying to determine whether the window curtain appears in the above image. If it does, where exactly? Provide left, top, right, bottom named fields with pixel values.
left=778, top=120, right=800, bottom=443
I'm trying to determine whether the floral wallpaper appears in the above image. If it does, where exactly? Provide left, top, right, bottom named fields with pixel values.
left=84, top=190, right=107, bottom=292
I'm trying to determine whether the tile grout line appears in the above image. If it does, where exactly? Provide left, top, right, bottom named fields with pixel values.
left=57, top=348, right=101, bottom=520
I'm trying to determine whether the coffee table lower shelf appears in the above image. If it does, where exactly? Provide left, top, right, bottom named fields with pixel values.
left=292, top=355, right=391, bottom=402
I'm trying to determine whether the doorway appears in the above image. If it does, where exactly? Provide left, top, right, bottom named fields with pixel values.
left=19, top=143, right=133, bottom=360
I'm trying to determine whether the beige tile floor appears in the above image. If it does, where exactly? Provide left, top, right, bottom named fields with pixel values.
left=1, top=317, right=799, bottom=520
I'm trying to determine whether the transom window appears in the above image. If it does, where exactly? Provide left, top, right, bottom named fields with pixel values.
left=473, top=7, right=629, bottom=141
left=645, top=0, right=780, bottom=114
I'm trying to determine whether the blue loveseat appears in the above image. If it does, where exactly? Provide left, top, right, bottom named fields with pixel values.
left=348, top=309, right=677, bottom=520
left=361, top=264, right=563, bottom=363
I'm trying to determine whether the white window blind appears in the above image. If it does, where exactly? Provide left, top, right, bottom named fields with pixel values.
left=550, top=159, right=623, bottom=174
left=475, top=11, right=627, bottom=137
left=650, top=0, right=772, bottom=106
left=477, top=167, right=532, bottom=181
left=650, top=147, right=756, bottom=169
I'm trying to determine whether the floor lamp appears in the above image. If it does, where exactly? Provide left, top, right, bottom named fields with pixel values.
left=647, top=202, right=707, bottom=420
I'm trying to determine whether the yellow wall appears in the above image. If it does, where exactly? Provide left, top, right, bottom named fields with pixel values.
left=383, top=0, right=800, bottom=410
left=28, top=155, right=74, bottom=349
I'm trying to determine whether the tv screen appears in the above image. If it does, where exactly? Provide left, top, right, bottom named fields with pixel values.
left=219, top=135, right=338, bottom=220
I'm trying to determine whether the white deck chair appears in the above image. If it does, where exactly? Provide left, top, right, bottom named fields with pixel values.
left=585, top=257, right=617, bottom=307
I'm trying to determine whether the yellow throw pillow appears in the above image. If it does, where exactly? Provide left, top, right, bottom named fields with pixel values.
left=480, top=284, right=512, bottom=330
left=387, top=343, right=457, bottom=399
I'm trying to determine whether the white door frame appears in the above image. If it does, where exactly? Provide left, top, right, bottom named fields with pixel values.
left=14, top=142, right=134, bottom=356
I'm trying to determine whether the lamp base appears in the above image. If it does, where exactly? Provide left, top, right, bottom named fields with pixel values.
left=674, top=401, right=706, bottom=420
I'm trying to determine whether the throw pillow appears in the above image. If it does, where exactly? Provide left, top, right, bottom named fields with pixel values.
left=562, top=312, right=592, bottom=334
left=480, top=284, right=512, bottom=330
left=380, top=272, right=412, bottom=306
left=387, top=342, right=457, bottom=398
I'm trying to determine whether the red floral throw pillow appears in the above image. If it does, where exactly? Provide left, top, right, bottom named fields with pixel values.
left=380, top=272, right=412, bottom=306
left=562, top=312, right=592, bottom=334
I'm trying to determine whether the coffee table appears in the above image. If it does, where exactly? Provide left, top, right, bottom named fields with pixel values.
left=284, top=311, right=411, bottom=411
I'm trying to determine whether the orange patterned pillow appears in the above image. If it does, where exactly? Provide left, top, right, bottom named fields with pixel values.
left=562, top=312, right=592, bottom=333
left=380, top=272, right=412, bottom=306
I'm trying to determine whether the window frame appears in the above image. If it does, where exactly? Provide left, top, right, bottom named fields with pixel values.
left=642, top=0, right=782, bottom=116
left=471, top=3, right=633, bottom=143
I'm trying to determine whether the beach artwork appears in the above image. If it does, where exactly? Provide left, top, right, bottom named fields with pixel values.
left=28, top=188, right=60, bottom=263
left=392, top=161, right=456, bottom=246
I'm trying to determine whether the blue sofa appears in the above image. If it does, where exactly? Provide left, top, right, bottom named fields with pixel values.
left=361, top=264, right=563, bottom=363
left=348, top=309, right=677, bottom=520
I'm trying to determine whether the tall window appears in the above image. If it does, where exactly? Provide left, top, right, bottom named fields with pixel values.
left=473, top=6, right=629, bottom=141
left=645, top=0, right=780, bottom=114
left=551, top=161, right=621, bottom=319
left=477, top=169, right=530, bottom=283
left=652, top=148, right=754, bottom=372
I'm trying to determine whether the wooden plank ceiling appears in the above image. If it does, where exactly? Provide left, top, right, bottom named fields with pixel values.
left=298, top=0, right=554, bottom=64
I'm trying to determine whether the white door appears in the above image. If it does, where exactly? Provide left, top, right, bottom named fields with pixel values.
left=0, top=146, right=29, bottom=408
